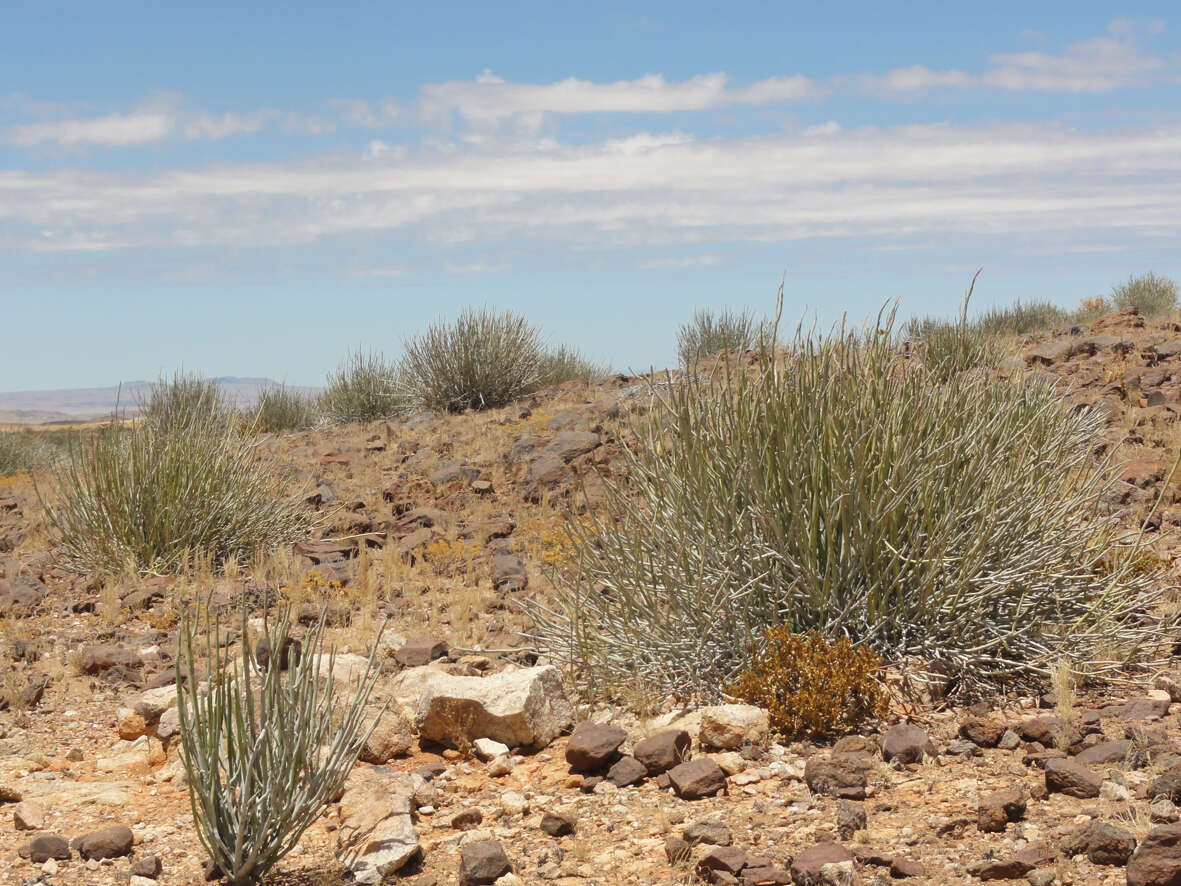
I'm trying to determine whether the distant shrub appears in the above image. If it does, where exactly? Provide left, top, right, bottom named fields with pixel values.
left=139, top=372, right=230, bottom=431
left=43, top=408, right=309, bottom=574
left=319, top=349, right=405, bottom=423
left=401, top=307, right=543, bottom=412
left=677, top=307, right=764, bottom=366
left=1111, top=272, right=1179, bottom=317
left=0, top=430, right=67, bottom=475
left=534, top=345, right=611, bottom=388
left=905, top=313, right=1002, bottom=382
left=1072, top=295, right=1111, bottom=325
left=977, top=299, right=1070, bottom=336
left=253, top=385, right=317, bottom=432
left=530, top=301, right=1171, bottom=701
left=726, top=628, right=887, bottom=740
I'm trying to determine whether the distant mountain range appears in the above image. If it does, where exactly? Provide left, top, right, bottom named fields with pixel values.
left=0, top=378, right=319, bottom=425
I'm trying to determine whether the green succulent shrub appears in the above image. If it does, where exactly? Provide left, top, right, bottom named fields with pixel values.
left=401, top=307, right=544, bottom=412
left=726, top=628, right=888, bottom=740
left=318, top=349, right=405, bottom=423
left=41, top=405, right=309, bottom=574
left=1111, top=272, right=1179, bottom=317
left=676, top=307, right=764, bottom=366
left=530, top=301, right=1170, bottom=701
left=177, top=602, right=383, bottom=886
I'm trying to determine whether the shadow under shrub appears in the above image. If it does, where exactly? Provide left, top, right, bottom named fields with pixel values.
left=529, top=303, right=1171, bottom=702
left=726, top=627, right=887, bottom=740
left=41, top=408, right=309, bottom=574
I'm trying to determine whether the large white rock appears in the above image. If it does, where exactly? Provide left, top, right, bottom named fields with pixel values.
left=698, top=704, right=770, bottom=750
left=133, top=685, right=178, bottom=722
left=415, top=665, right=572, bottom=750
left=336, top=770, right=421, bottom=883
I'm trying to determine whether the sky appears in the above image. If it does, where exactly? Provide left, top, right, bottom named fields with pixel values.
left=2, top=1, right=1180, bottom=391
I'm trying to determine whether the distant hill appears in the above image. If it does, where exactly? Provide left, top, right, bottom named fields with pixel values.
left=0, top=378, right=319, bottom=425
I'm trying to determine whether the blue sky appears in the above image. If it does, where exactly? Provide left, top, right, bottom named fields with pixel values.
left=2, top=1, right=1180, bottom=390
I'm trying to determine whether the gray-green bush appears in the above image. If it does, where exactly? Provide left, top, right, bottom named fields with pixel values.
left=177, top=603, right=383, bottom=886
left=318, top=349, right=405, bottom=423
left=529, top=303, right=1170, bottom=700
left=535, top=345, right=611, bottom=388
left=1111, top=272, right=1179, bottom=317
left=42, top=407, right=309, bottom=574
left=0, top=429, right=68, bottom=474
left=401, top=307, right=544, bottom=412
left=253, top=384, right=317, bottom=432
left=139, top=372, right=230, bottom=431
left=676, top=307, right=764, bottom=366
left=977, top=299, right=1071, bottom=336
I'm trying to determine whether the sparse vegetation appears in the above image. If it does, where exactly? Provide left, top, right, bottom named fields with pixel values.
left=139, top=371, right=231, bottom=430
left=726, top=628, right=888, bottom=740
left=0, top=429, right=69, bottom=474
left=531, top=299, right=1171, bottom=701
left=42, top=399, right=310, bottom=574
left=535, top=345, right=610, bottom=388
left=976, top=299, right=1071, bottom=336
left=318, top=349, right=405, bottom=422
left=676, top=307, right=764, bottom=366
left=1111, top=271, right=1179, bottom=317
left=401, top=307, right=544, bottom=412
left=253, top=384, right=317, bottom=432
left=1073, top=294, right=1110, bottom=325
left=177, top=602, right=383, bottom=886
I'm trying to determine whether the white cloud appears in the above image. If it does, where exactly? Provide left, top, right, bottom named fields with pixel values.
left=638, top=254, right=721, bottom=269
left=182, top=111, right=273, bottom=140
left=4, top=111, right=174, bottom=146
left=860, top=19, right=1173, bottom=94
left=4, top=120, right=1181, bottom=258
left=419, top=70, right=817, bottom=127
left=444, top=260, right=510, bottom=274
left=329, top=98, right=399, bottom=128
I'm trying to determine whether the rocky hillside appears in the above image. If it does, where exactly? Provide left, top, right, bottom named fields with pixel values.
left=4, top=308, right=1181, bottom=885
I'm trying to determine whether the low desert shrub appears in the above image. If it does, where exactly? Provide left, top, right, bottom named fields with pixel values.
left=401, top=307, right=544, bottom=412
left=726, top=628, right=888, bottom=740
left=677, top=307, right=764, bottom=366
left=253, top=384, right=317, bottom=432
left=0, top=430, right=67, bottom=474
left=177, top=602, right=383, bottom=886
left=976, top=299, right=1070, bottom=336
left=529, top=301, right=1171, bottom=701
left=534, top=345, right=611, bottom=388
left=1072, top=294, right=1111, bottom=325
left=1111, top=272, right=1179, bottom=317
left=139, top=371, right=230, bottom=431
left=41, top=408, right=309, bottom=574
left=318, top=349, right=405, bottom=423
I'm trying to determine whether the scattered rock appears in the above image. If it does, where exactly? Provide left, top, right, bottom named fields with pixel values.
left=605, top=754, right=648, bottom=787
left=539, top=811, right=575, bottom=837
left=1044, top=757, right=1102, bottom=798
left=805, top=753, right=872, bottom=800
left=790, top=842, right=855, bottom=886
left=565, top=722, right=627, bottom=772
left=130, top=854, right=163, bottom=878
left=633, top=729, right=691, bottom=774
left=699, top=705, right=770, bottom=750
left=28, top=833, right=70, bottom=863
left=1127, top=823, right=1181, bottom=886
left=836, top=800, right=866, bottom=839
left=76, top=824, right=134, bottom=860
left=395, top=637, right=449, bottom=667
left=668, top=758, right=727, bottom=800
left=459, top=840, right=512, bottom=886
left=1061, top=820, right=1137, bottom=866
left=977, top=788, right=1026, bottom=832
left=13, top=799, right=45, bottom=830
left=879, top=723, right=935, bottom=764
left=336, top=776, right=420, bottom=883
left=683, top=819, right=734, bottom=846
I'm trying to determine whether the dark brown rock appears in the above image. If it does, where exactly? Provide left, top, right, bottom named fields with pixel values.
left=1151, top=766, right=1181, bottom=804
left=805, top=753, right=872, bottom=800
left=668, top=758, right=727, bottom=800
left=890, top=857, right=924, bottom=878
left=1128, top=823, right=1181, bottom=885
left=1061, top=820, right=1136, bottom=866
left=78, top=644, right=142, bottom=675
left=633, top=729, right=691, bottom=774
left=959, top=717, right=1006, bottom=748
left=131, top=854, right=163, bottom=878
left=28, top=833, right=70, bottom=863
left=790, top=842, right=854, bottom=886
left=1045, top=757, right=1102, bottom=798
left=879, top=723, right=935, bottom=764
left=697, top=846, right=748, bottom=876
left=605, top=754, right=647, bottom=787
left=395, top=638, right=449, bottom=667
left=489, top=553, right=528, bottom=592
left=684, top=820, right=734, bottom=846
left=836, top=800, right=866, bottom=839
left=458, top=840, right=512, bottom=886
left=1076, top=739, right=1135, bottom=766
left=565, top=722, right=627, bottom=772
left=539, top=811, right=575, bottom=837
left=76, top=824, right=134, bottom=860
left=978, top=788, right=1026, bottom=833
left=968, top=842, right=1055, bottom=880
left=1019, top=714, right=1081, bottom=750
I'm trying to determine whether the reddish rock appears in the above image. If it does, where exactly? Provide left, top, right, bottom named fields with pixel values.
left=633, top=729, right=691, bottom=774
left=791, top=842, right=855, bottom=886
left=1045, top=758, right=1102, bottom=798
left=1128, top=823, right=1181, bottom=886
left=565, top=723, right=627, bottom=772
left=668, top=758, right=727, bottom=800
